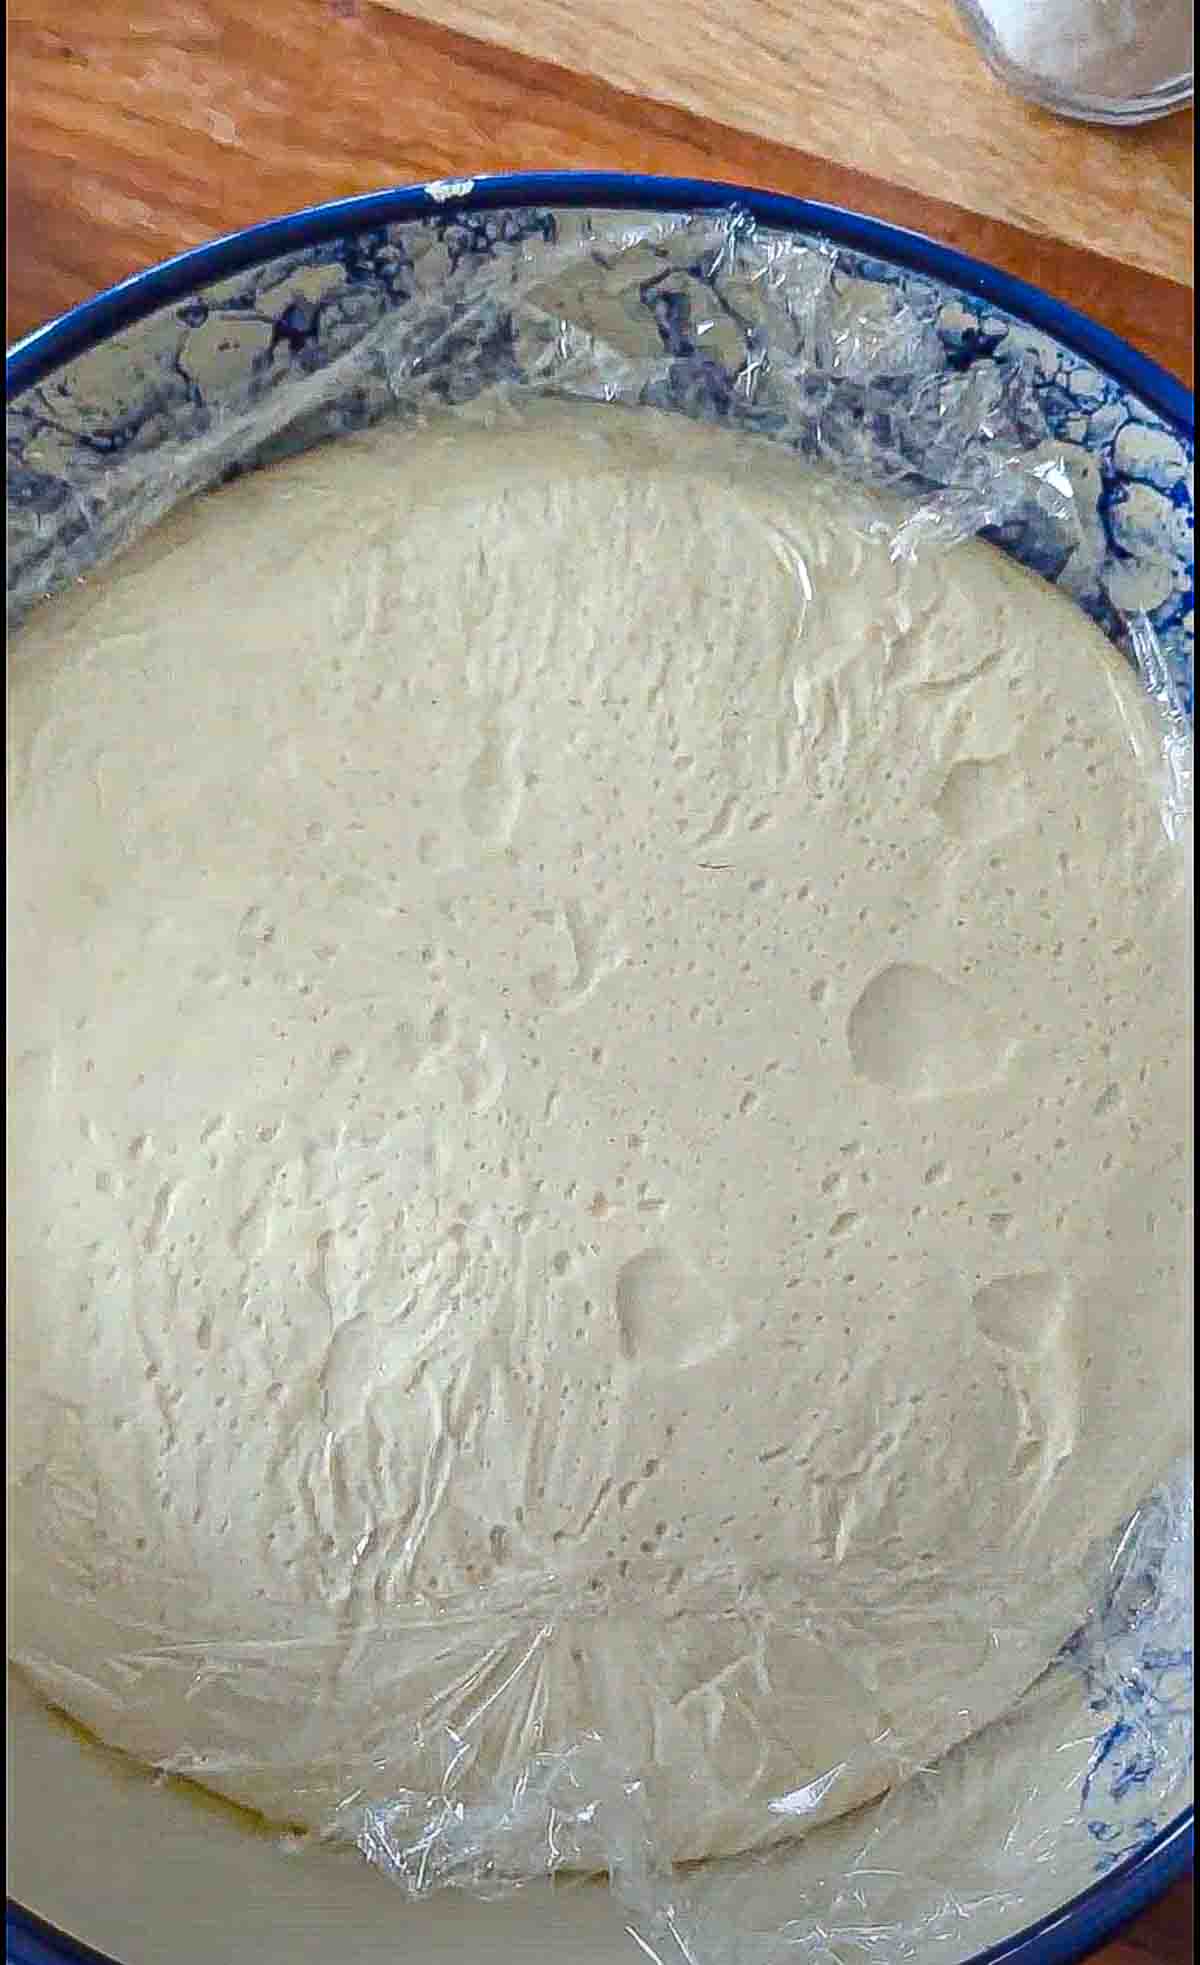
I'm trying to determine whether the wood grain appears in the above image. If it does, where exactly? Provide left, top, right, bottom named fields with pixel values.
left=1111, top=1875, right=1194, bottom=1962
left=4, top=5, right=1193, bottom=1957
left=386, top=0, right=1195, bottom=282
left=5, top=2, right=1194, bottom=382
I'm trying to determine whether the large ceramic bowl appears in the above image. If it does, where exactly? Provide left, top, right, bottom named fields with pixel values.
left=5, top=173, right=1194, bottom=1965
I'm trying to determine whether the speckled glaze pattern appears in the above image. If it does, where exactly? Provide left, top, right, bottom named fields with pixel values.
left=1067, top=1467, right=1193, bottom=1872
left=5, top=193, right=1193, bottom=1953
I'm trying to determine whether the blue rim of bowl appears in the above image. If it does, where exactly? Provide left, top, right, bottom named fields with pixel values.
left=4, top=170, right=1195, bottom=440
left=4, top=171, right=1194, bottom=1965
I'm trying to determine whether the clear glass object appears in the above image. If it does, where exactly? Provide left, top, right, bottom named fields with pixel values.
left=954, top=0, right=1194, bottom=122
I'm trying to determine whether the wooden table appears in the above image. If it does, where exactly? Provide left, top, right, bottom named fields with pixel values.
left=5, top=0, right=1194, bottom=377
left=5, top=5, right=1194, bottom=1959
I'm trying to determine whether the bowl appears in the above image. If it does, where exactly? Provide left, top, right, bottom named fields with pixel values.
left=951, top=0, right=1194, bottom=126
left=6, top=172, right=1194, bottom=1965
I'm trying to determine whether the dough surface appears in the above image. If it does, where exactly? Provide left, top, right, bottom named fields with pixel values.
left=7, top=404, right=1192, bottom=1862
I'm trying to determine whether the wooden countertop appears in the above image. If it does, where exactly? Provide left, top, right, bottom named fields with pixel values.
left=5, top=0, right=1194, bottom=376
left=4, top=6, right=1193, bottom=1960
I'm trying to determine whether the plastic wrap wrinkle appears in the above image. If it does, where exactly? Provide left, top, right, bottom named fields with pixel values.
left=8, top=208, right=1080, bottom=627
left=6, top=204, right=1194, bottom=1965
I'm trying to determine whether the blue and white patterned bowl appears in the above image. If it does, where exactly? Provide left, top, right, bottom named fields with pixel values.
left=5, top=174, right=1194, bottom=1965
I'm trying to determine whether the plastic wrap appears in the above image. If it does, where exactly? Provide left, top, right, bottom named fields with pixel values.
left=8, top=208, right=1085, bottom=622
left=7, top=206, right=1193, bottom=1963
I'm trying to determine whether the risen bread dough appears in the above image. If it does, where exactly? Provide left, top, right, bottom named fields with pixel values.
left=7, top=405, right=1192, bottom=1863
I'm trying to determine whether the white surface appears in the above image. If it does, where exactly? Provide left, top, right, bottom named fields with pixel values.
left=973, top=0, right=1192, bottom=94
left=8, top=1675, right=633, bottom=1964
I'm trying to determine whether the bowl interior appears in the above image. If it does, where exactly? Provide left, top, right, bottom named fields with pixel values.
left=6, top=181, right=1194, bottom=1965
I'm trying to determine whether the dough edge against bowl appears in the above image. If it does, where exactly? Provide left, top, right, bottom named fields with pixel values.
left=6, top=400, right=1193, bottom=1869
